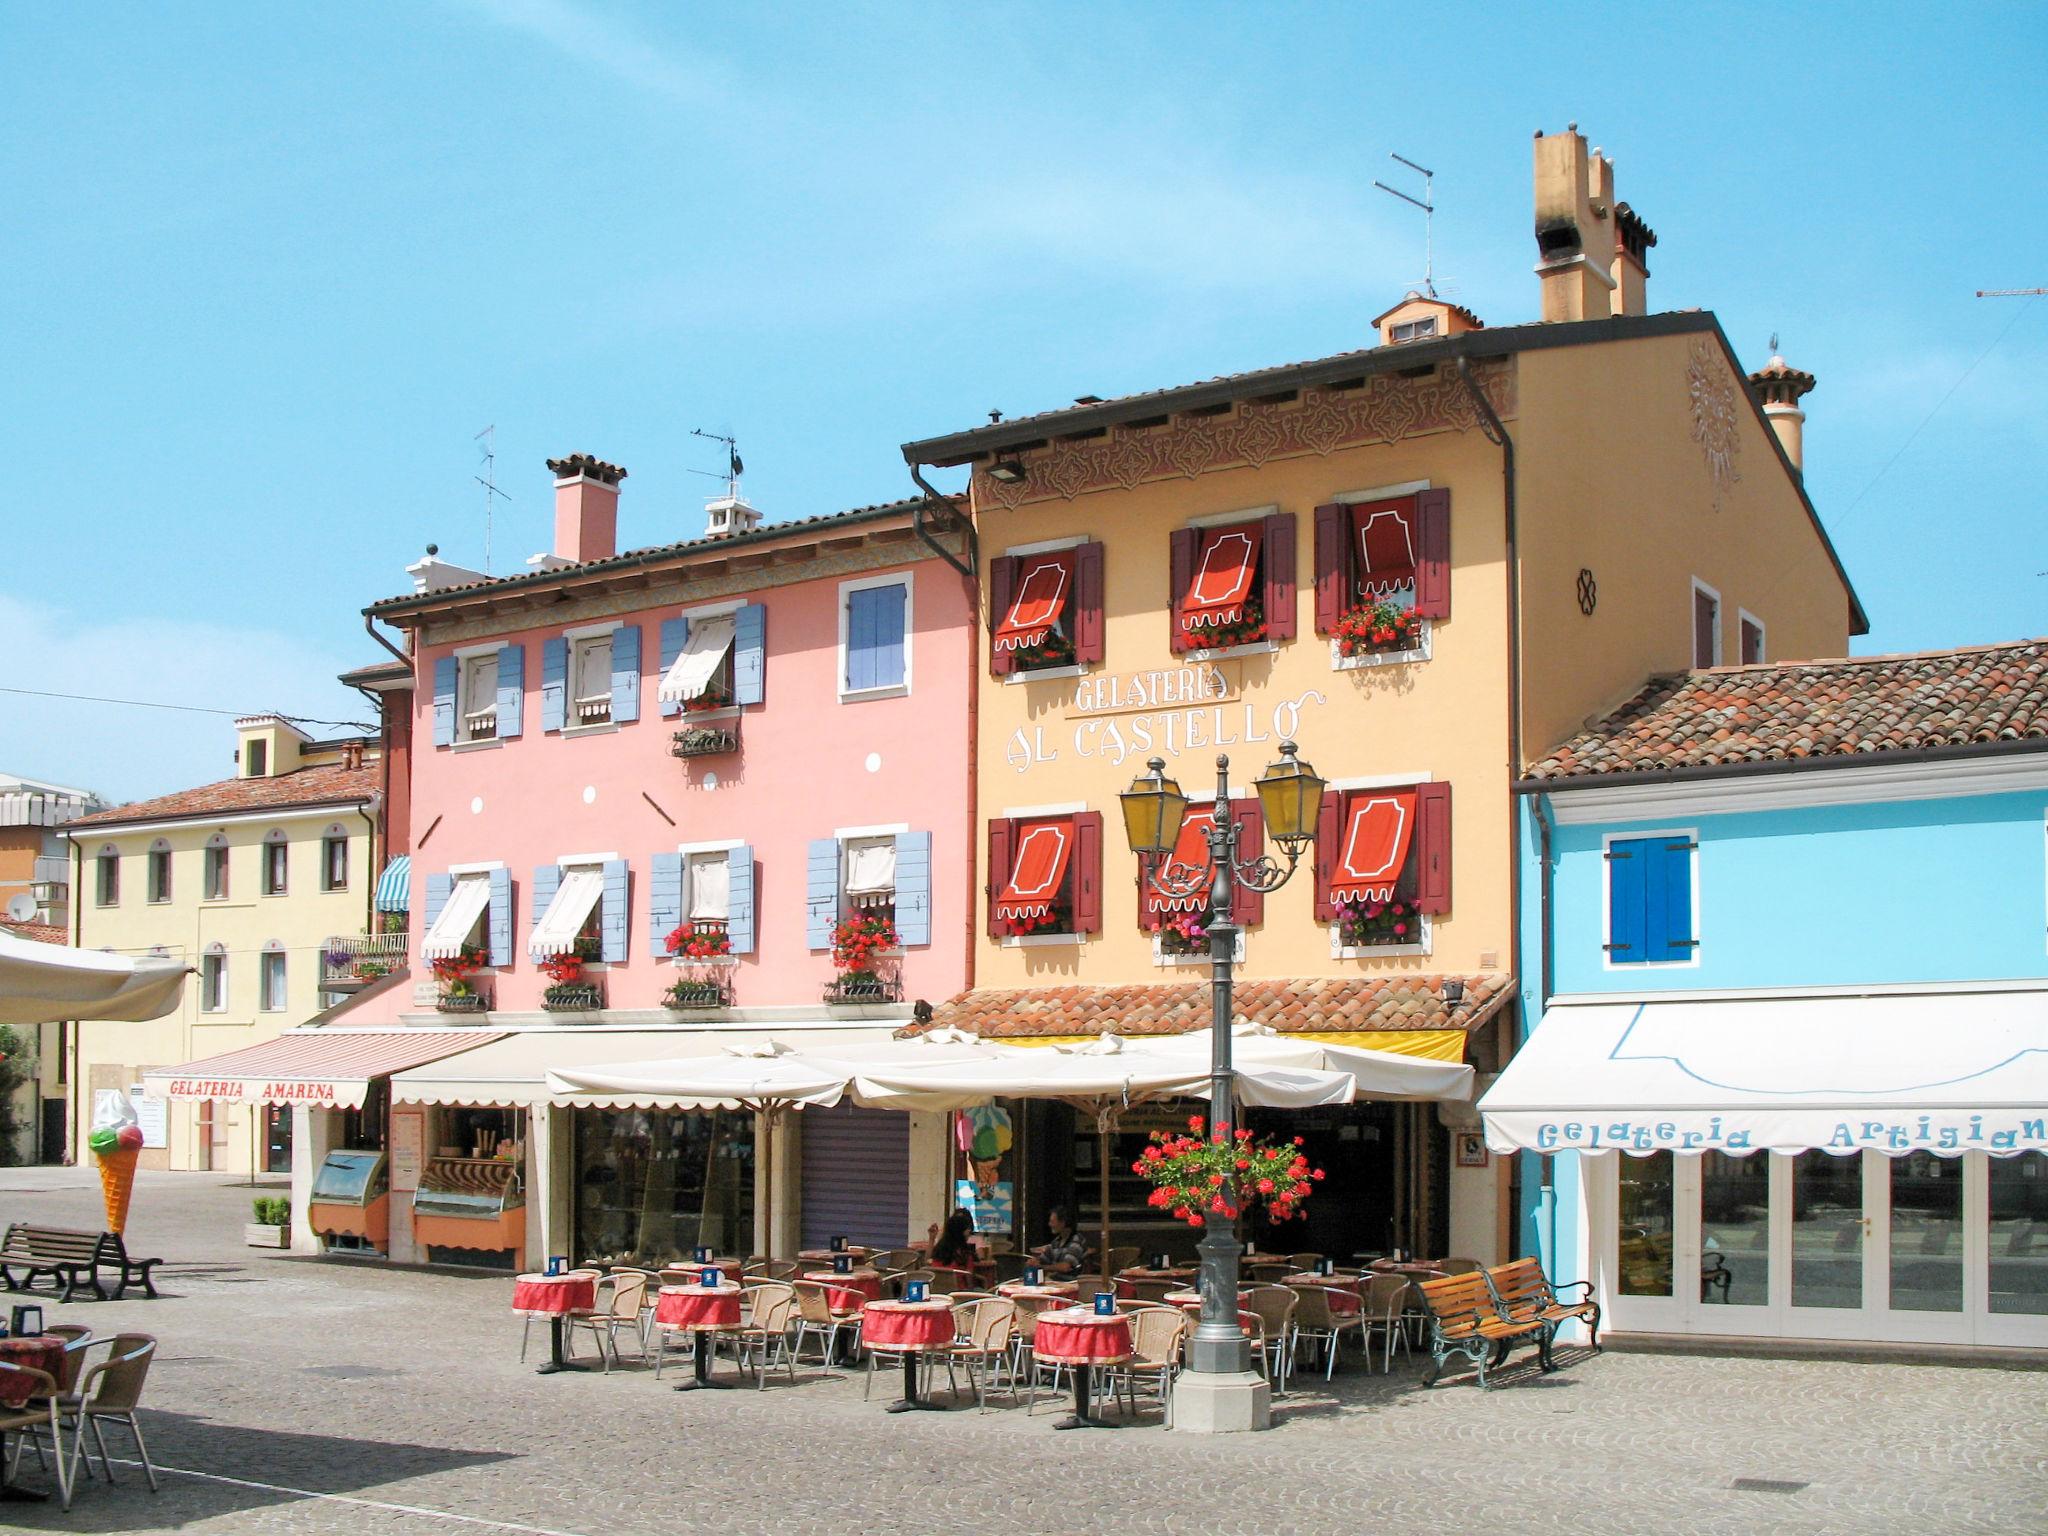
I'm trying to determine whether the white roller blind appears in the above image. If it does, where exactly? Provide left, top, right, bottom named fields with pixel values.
left=658, top=616, right=737, bottom=703
left=687, top=853, right=730, bottom=920
left=843, top=837, right=897, bottom=906
left=529, top=866, right=604, bottom=957
left=421, top=875, right=492, bottom=959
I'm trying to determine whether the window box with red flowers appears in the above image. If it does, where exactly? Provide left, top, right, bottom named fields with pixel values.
left=666, top=921, right=737, bottom=966
left=538, top=952, right=604, bottom=1012
left=431, top=943, right=491, bottom=1012
left=1009, top=624, right=1076, bottom=677
left=1001, top=902, right=1075, bottom=942
left=826, top=915, right=902, bottom=1004
left=1331, top=898, right=1429, bottom=957
left=1330, top=597, right=1429, bottom=669
left=1182, top=598, right=1270, bottom=659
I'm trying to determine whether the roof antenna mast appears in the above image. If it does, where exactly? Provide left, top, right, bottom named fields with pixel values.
left=473, top=425, right=512, bottom=576
left=687, top=428, right=744, bottom=500
left=1374, top=152, right=1437, bottom=297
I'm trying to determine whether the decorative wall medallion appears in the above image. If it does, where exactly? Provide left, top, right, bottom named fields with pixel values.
left=1576, top=568, right=1597, bottom=617
left=973, top=358, right=1515, bottom=508
left=1685, top=337, right=1741, bottom=503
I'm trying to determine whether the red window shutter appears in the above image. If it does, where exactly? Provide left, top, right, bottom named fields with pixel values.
left=1313, top=501, right=1351, bottom=635
left=1072, top=541, right=1106, bottom=665
left=1413, top=487, right=1452, bottom=620
left=1230, top=798, right=1264, bottom=926
left=987, top=554, right=1019, bottom=676
left=1312, top=789, right=1344, bottom=922
left=1262, top=513, right=1296, bottom=643
left=1414, top=781, right=1452, bottom=914
left=986, top=817, right=1015, bottom=938
left=1072, top=810, right=1104, bottom=934
left=1168, top=527, right=1198, bottom=654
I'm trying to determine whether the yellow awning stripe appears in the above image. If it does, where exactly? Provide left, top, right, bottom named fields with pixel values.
left=996, top=1029, right=1466, bottom=1063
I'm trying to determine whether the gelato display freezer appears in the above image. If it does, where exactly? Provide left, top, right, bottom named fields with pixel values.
left=413, top=1157, right=526, bottom=1266
left=309, top=1149, right=390, bottom=1251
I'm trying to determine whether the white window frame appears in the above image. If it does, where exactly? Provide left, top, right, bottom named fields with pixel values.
left=258, top=947, right=288, bottom=1012
left=674, top=838, right=743, bottom=965
left=568, top=632, right=616, bottom=729
left=261, top=833, right=288, bottom=896
left=1177, top=508, right=1282, bottom=664
left=200, top=948, right=228, bottom=1012
left=1738, top=608, right=1766, bottom=666
left=1691, top=577, right=1723, bottom=668
left=1599, top=826, right=1703, bottom=972
left=457, top=643, right=500, bottom=744
left=321, top=828, right=349, bottom=892
left=995, top=804, right=1088, bottom=948
left=838, top=570, right=915, bottom=703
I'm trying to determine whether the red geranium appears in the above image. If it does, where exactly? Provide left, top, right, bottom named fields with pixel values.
left=1130, top=1119, right=1324, bottom=1226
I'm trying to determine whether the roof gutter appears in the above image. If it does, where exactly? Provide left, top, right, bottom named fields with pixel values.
left=1516, top=734, right=2048, bottom=795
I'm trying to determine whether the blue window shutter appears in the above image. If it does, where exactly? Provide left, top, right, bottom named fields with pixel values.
left=845, top=589, right=876, bottom=692
left=601, top=858, right=630, bottom=962
left=876, top=583, right=906, bottom=689
left=895, top=830, right=932, bottom=947
left=1648, top=838, right=1695, bottom=962
left=727, top=846, right=756, bottom=954
left=432, top=657, right=457, bottom=747
left=611, top=624, right=641, bottom=723
left=658, top=617, right=690, bottom=719
left=806, top=837, right=840, bottom=951
left=541, top=638, right=568, bottom=733
left=530, top=864, right=561, bottom=950
left=496, top=644, right=524, bottom=739
left=1605, top=839, right=1648, bottom=963
left=650, top=853, right=683, bottom=953
left=734, top=602, right=766, bottom=706
left=487, top=867, right=513, bottom=967
left=424, top=873, right=452, bottom=935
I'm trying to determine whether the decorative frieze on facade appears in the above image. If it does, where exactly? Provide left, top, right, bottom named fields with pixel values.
left=973, top=359, right=1516, bottom=509
left=1685, top=336, right=1742, bottom=503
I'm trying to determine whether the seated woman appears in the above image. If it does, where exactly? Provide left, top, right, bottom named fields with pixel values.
left=1031, top=1205, right=1091, bottom=1278
left=929, top=1208, right=979, bottom=1272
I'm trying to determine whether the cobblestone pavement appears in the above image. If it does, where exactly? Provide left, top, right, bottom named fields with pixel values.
left=2, top=1168, right=2044, bottom=1535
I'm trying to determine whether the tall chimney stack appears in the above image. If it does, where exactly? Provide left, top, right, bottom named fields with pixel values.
left=1748, top=352, right=1817, bottom=474
left=1532, top=126, right=1615, bottom=323
left=547, top=453, right=627, bottom=564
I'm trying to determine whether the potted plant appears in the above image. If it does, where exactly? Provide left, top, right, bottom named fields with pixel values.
left=1183, top=597, right=1267, bottom=652
left=1151, top=911, right=1208, bottom=956
left=666, top=922, right=733, bottom=961
left=1335, top=897, right=1419, bottom=947
left=432, top=942, right=489, bottom=1012
left=1131, top=1118, right=1325, bottom=1230
left=1004, top=902, right=1072, bottom=939
left=1332, top=595, right=1423, bottom=658
left=539, top=952, right=602, bottom=1011
left=245, top=1195, right=291, bottom=1248
left=683, top=680, right=735, bottom=713
left=663, top=974, right=730, bottom=1009
left=828, top=914, right=900, bottom=1002
left=1012, top=624, right=1077, bottom=673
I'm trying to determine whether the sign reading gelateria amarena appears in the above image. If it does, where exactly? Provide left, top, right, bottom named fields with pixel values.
left=1002, top=664, right=1330, bottom=775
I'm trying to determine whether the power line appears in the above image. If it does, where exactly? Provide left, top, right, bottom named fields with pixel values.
left=0, top=686, right=373, bottom=732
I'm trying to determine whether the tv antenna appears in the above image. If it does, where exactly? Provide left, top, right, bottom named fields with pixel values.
left=1976, top=288, right=2046, bottom=298
left=686, top=428, right=744, bottom=499
left=473, top=425, right=512, bottom=574
left=1374, top=152, right=1437, bottom=296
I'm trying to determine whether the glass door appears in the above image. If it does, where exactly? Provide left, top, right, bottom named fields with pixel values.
left=1979, top=1152, right=2048, bottom=1347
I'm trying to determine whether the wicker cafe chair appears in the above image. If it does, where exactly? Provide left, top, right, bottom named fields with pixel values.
left=567, top=1269, right=649, bottom=1372
left=935, top=1297, right=1017, bottom=1411
left=1104, top=1245, right=1142, bottom=1275
left=1436, top=1256, right=1484, bottom=1276
left=1289, top=1283, right=1368, bottom=1381
left=1122, top=1277, right=1180, bottom=1304
left=791, top=1281, right=859, bottom=1367
left=1241, top=1286, right=1299, bottom=1394
left=885, top=1268, right=934, bottom=1300
left=63, top=1333, right=160, bottom=1495
left=1361, top=1273, right=1415, bottom=1373
left=9, top=1324, right=96, bottom=1481
left=0, top=1358, right=72, bottom=1509
left=871, top=1248, right=923, bottom=1272
left=746, top=1259, right=800, bottom=1282
left=989, top=1250, right=1031, bottom=1282
left=1006, top=1293, right=1064, bottom=1407
left=1110, top=1305, right=1189, bottom=1424
left=1288, top=1252, right=1324, bottom=1271
left=728, top=1282, right=798, bottom=1389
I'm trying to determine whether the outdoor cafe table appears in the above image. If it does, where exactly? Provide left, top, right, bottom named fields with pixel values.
left=0, top=1335, right=65, bottom=1505
left=861, top=1299, right=957, bottom=1413
left=1281, top=1273, right=1365, bottom=1316
left=804, top=1268, right=883, bottom=1314
left=1114, top=1264, right=1195, bottom=1298
left=798, top=1246, right=873, bottom=1265
left=1032, top=1308, right=1133, bottom=1430
left=512, top=1272, right=597, bottom=1375
left=655, top=1280, right=746, bottom=1391
left=996, top=1279, right=1078, bottom=1301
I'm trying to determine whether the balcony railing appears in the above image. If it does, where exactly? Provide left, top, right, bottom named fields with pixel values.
left=542, top=980, right=605, bottom=1014
left=32, top=855, right=69, bottom=884
left=823, top=969, right=902, bottom=1007
left=671, top=721, right=740, bottom=759
left=321, top=933, right=409, bottom=991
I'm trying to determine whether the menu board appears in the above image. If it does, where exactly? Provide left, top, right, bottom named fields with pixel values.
left=129, top=1090, right=168, bottom=1150
left=389, top=1109, right=424, bottom=1191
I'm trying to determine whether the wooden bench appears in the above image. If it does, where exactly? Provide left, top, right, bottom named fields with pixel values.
left=1485, top=1257, right=1601, bottom=1352
left=0, top=1223, right=162, bottom=1302
left=1414, top=1270, right=1553, bottom=1388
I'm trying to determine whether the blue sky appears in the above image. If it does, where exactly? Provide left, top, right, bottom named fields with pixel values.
left=4, top=1, right=2043, bottom=800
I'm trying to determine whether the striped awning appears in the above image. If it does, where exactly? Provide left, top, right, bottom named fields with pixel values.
left=145, top=1029, right=503, bottom=1109
left=374, top=855, right=411, bottom=914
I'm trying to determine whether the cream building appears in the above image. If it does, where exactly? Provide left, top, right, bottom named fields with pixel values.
left=65, top=716, right=381, bottom=1173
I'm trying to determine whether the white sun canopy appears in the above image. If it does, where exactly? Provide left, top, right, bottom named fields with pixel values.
left=528, top=866, right=604, bottom=958
left=0, top=930, right=187, bottom=1025
left=421, top=875, right=492, bottom=961
left=848, top=1049, right=1355, bottom=1113
left=1480, top=991, right=2048, bottom=1159
left=548, top=1044, right=850, bottom=1110
left=658, top=616, right=736, bottom=703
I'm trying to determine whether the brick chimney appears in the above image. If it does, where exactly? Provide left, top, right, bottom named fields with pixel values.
left=1533, top=126, right=1654, bottom=322
left=1748, top=351, right=1817, bottom=473
left=547, top=453, right=627, bottom=564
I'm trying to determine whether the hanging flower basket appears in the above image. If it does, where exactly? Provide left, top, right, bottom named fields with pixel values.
left=1332, top=597, right=1423, bottom=657
left=1133, top=1118, right=1325, bottom=1228
left=1336, top=898, right=1419, bottom=947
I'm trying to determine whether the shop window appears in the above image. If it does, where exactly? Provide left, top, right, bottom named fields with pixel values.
left=1989, top=1153, right=2048, bottom=1317
left=204, top=836, right=230, bottom=900
left=840, top=574, right=912, bottom=698
left=1314, top=783, right=1450, bottom=952
left=1313, top=491, right=1449, bottom=659
left=95, top=846, right=119, bottom=907
left=1700, top=1150, right=1768, bottom=1308
left=1171, top=513, right=1294, bottom=655
left=988, top=543, right=1104, bottom=676
left=1139, top=800, right=1262, bottom=962
left=146, top=840, right=172, bottom=904
left=988, top=812, right=1101, bottom=940
left=1617, top=1150, right=1676, bottom=1297
left=259, top=945, right=288, bottom=1011
left=262, top=831, right=288, bottom=896
left=200, top=946, right=228, bottom=1012
left=263, top=1105, right=293, bottom=1174
left=572, top=1106, right=753, bottom=1266
left=1604, top=832, right=1696, bottom=965
left=321, top=830, right=349, bottom=892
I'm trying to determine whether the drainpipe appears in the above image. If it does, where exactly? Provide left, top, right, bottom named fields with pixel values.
left=908, top=465, right=978, bottom=580
left=68, top=834, right=83, bottom=1166
left=1528, top=789, right=1559, bottom=1273
left=363, top=612, right=408, bottom=667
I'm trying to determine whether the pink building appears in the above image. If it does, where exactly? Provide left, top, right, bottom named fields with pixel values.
left=265, top=456, right=980, bottom=1271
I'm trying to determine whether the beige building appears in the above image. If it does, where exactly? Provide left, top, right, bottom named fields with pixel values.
left=65, top=716, right=382, bottom=1173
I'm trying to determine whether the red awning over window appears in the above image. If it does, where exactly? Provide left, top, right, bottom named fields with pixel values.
left=993, top=819, right=1076, bottom=921
left=1144, top=806, right=1216, bottom=918
left=992, top=552, right=1075, bottom=652
left=1327, top=790, right=1417, bottom=905
left=1354, top=503, right=1416, bottom=595
left=1180, top=525, right=1262, bottom=632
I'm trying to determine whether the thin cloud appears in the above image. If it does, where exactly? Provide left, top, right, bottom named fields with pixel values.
left=450, top=0, right=719, bottom=103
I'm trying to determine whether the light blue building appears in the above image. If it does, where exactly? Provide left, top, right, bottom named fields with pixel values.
left=1486, top=641, right=2048, bottom=1351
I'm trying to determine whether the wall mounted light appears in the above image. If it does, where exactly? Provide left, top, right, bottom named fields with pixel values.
left=987, top=457, right=1027, bottom=484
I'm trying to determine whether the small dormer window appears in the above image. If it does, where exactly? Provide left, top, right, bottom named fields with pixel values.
left=1390, top=316, right=1439, bottom=343
left=246, top=739, right=268, bottom=777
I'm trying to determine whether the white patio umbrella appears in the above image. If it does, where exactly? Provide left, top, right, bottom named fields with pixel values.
left=0, top=930, right=188, bottom=1026
left=1316, top=1041, right=1475, bottom=1102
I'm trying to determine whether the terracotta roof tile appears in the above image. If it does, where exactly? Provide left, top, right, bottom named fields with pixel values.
left=908, top=974, right=1511, bottom=1040
left=67, top=763, right=379, bottom=830
left=0, top=919, right=67, bottom=945
left=1526, top=640, right=2048, bottom=782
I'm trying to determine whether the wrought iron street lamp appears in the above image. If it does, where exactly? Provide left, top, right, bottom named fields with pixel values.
left=1119, top=742, right=1325, bottom=1401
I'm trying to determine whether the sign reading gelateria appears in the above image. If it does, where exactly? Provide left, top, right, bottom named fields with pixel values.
left=1003, top=663, right=1330, bottom=774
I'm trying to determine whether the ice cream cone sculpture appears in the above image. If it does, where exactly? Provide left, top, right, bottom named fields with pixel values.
left=88, top=1091, right=146, bottom=1234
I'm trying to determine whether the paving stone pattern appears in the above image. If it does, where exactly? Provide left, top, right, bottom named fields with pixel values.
left=2, top=1167, right=2044, bottom=1534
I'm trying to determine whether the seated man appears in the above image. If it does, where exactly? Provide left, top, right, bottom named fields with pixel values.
left=1031, top=1205, right=1091, bottom=1277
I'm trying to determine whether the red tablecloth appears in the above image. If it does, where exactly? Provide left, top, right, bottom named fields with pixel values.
left=1032, top=1309, right=1133, bottom=1365
left=861, top=1299, right=955, bottom=1351
left=804, top=1269, right=882, bottom=1314
left=654, top=1283, right=743, bottom=1331
left=797, top=1247, right=873, bottom=1264
left=1163, top=1291, right=1257, bottom=1333
left=512, top=1273, right=596, bottom=1316
left=0, top=1336, right=63, bottom=1408
left=997, top=1280, right=1077, bottom=1301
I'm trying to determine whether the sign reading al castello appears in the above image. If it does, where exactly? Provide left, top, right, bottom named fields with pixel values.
left=1004, top=663, right=1330, bottom=776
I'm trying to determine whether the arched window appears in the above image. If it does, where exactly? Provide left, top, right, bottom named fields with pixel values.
left=95, top=844, right=120, bottom=907
left=147, top=838, right=173, bottom=904
left=200, top=942, right=228, bottom=1012
left=259, top=940, right=288, bottom=1011
left=261, top=829, right=289, bottom=896
left=204, top=832, right=230, bottom=900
